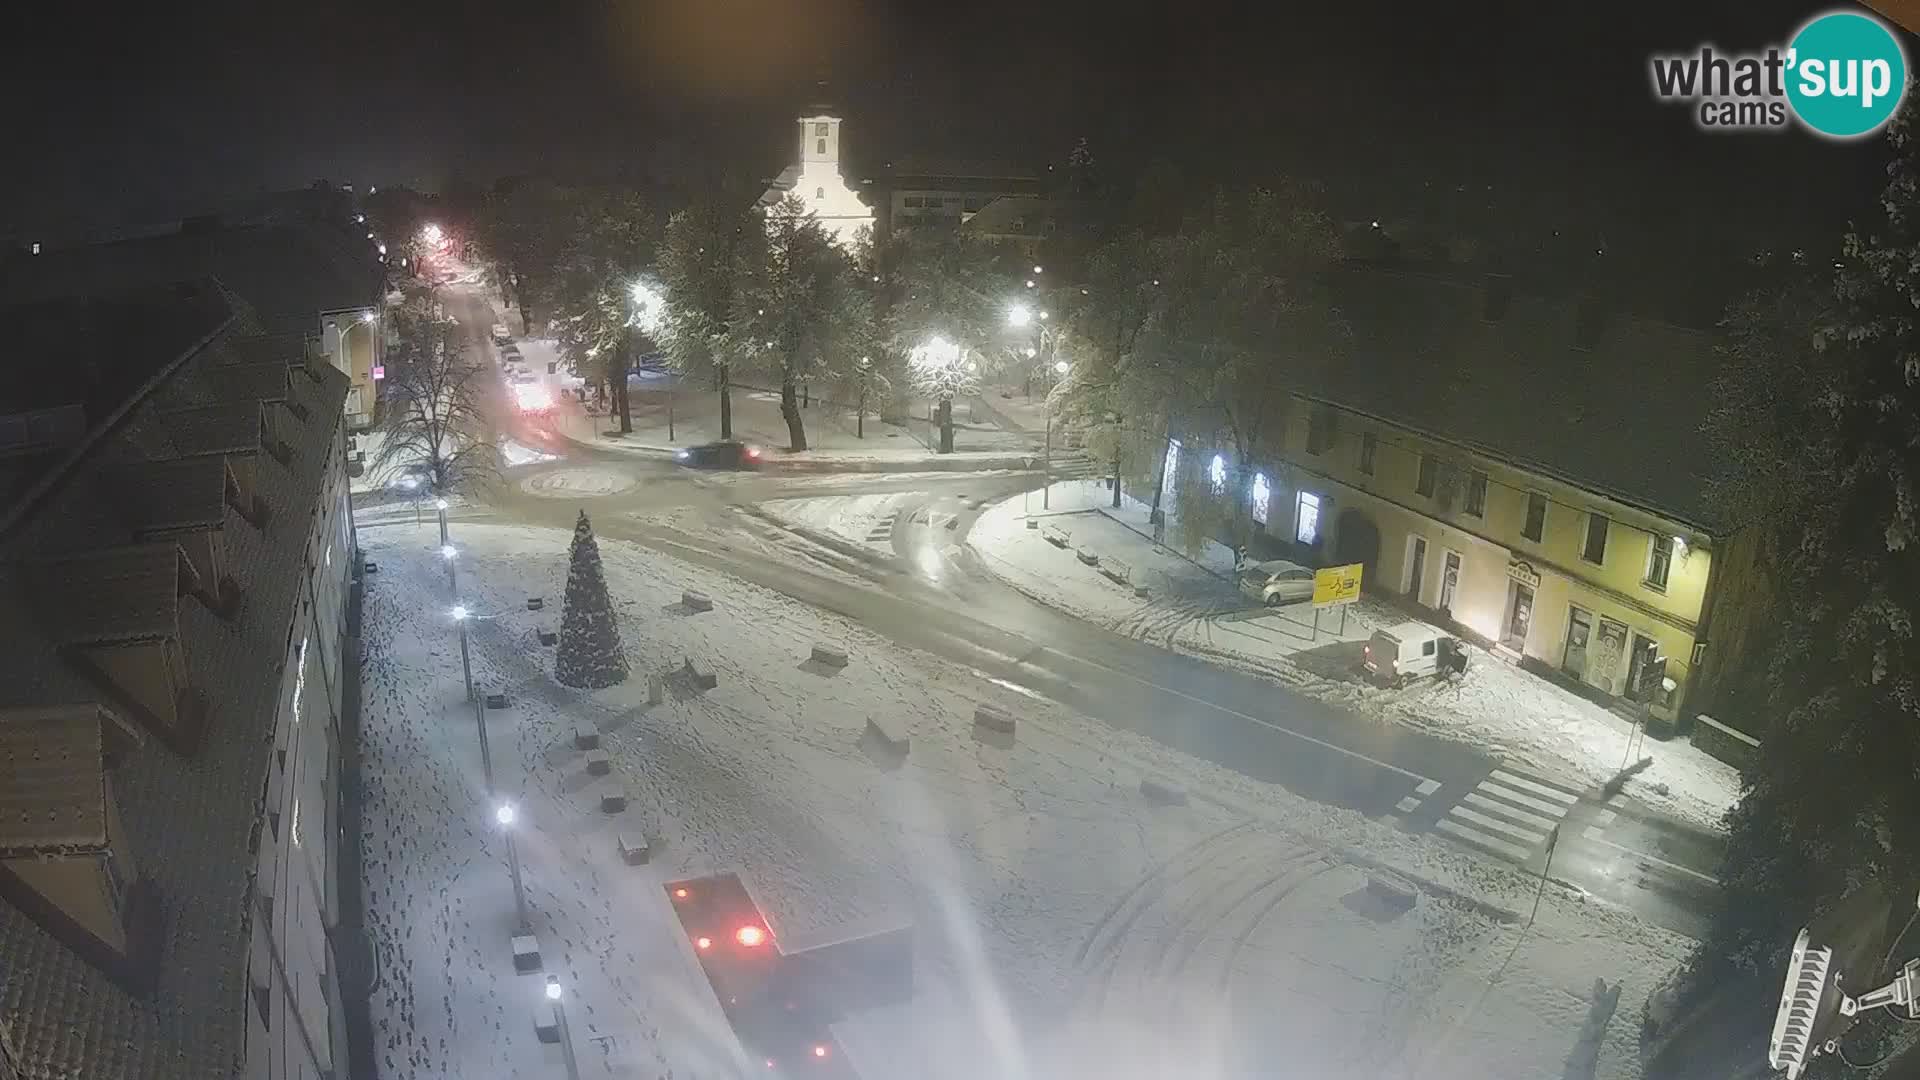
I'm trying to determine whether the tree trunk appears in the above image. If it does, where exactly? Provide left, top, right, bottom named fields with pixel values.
left=937, top=397, right=954, bottom=454
left=718, top=365, right=733, bottom=441
left=1112, top=451, right=1122, bottom=508
left=858, top=386, right=866, bottom=438
left=616, top=370, right=632, bottom=433
left=780, top=374, right=808, bottom=450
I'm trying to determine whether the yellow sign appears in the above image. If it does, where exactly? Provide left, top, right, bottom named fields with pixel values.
left=1312, top=563, right=1364, bottom=608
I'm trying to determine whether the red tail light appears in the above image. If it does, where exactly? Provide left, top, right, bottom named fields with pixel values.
left=735, top=925, right=767, bottom=947
left=746, top=447, right=761, bottom=458
left=695, top=936, right=713, bottom=950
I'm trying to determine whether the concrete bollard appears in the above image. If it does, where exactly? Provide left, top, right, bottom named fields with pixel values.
left=682, top=590, right=713, bottom=613
left=811, top=643, right=849, bottom=668
left=512, top=934, right=541, bottom=973
left=973, top=705, right=1016, bottom=736
left=1139, top=777, right=1188, bottom=806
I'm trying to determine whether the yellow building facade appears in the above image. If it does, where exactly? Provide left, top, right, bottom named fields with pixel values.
left=1255, top=398, right=1715, bottom=724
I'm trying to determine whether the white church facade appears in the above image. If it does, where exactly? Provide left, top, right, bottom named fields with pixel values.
left=759, top=111, right=874, bottom=248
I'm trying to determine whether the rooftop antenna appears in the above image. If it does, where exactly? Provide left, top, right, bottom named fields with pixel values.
left=1770, top=890, right=1920, bottom=1078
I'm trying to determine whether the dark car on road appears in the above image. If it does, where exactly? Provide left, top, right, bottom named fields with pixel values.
left=674, top=441, right=763, bottom=469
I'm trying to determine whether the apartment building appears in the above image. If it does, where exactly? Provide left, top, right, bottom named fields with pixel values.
left=0, top=271, right=356, bottom=1077
left=1225, top=266, right=1733, bottom=727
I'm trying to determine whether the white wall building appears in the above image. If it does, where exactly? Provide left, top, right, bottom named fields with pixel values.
left=759, top=112, right=874, bottom=248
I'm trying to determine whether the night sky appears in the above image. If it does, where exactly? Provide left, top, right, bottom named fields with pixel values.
left=4, top=0, right=1900, bottom=259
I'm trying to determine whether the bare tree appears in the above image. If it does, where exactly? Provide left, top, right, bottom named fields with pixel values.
left=371, top=296, right=497, bottom=495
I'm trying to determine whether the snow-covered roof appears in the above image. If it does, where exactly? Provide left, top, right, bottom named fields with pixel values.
left=99, top=458, right=232, bottom=534
left=24, top=543, right=190, bottom=645
left=0, top=300, right=348, bottom=1077
left=0, top=704, right=142, bottom=858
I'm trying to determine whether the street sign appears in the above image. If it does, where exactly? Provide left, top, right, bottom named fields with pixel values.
left=1312, top=563, right=1364, bottom=609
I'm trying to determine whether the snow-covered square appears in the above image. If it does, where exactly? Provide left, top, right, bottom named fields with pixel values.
left=357, top=519, right=1697, bottom=1079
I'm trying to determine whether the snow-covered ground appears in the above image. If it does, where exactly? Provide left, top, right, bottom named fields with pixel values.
left=760, top=492, right=924, bottom=547
left=358, top=520, right=1694, bottom=1080
left=967, top=482, right=1740, bottom=831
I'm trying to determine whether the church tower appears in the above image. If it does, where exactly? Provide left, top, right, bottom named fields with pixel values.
left=759, top=89, right=873, bottom=249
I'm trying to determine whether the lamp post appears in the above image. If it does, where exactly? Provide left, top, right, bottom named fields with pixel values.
left=496, top=802, right=531, bottom=935
left=440, top=543, right=458, bottom=595
left=435, top=496, right=450, bottom=546
left=1045, top=359, right=1069, bottom=510
left=451, top=605, right=475, bottom=701
left=452, top=605, right=495, bottom=791
left=545, top=978, right=583, bottom=1080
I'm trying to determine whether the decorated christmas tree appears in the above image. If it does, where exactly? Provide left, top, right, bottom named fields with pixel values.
left=555, top=511, right=629, bottom=688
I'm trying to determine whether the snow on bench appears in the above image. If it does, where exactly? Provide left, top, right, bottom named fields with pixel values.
left=810, top=643, right=849, bottom=668
left=972, top=705, right=1016, bottom=736
left=680, top=658, right=718, bottom=691
left=512, top=933, right=542, bottom=973
left=618, top=832, right=651, bottom=866
left=1100, top=558, right=1132, bottom=585
left=585, top=749, right=611, bottom=776
left=862, top=716, right=911, bottom=762
left=1043, top=524, right=1071, bottom=548
left=573, top=722, right=600, bottom=750
left=681, top=590, right=713, bottom=613
left=599, top=787, right=629, bottom=813
left=526, top=596, right=544, bottom=611
left=538, top=630, right=557, bottom=646
left=485, top=692, right=509, bottom=710
left=1139, top=777, right=1189, bottom=806
left=1075, top=547, right=1100, bottom=566
left=533, top=1004, right=559, bottom=1042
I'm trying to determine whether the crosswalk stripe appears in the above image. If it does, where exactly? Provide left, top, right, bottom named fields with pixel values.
left=1395, top=795, right=1421, bottom=813
left=1490, top=769, right=1581, bottom=805
left=1436, top=819, right=1534, bottom=862
left=1462, top=792, right=1558, bottom=832
left=1473, top=781, right=1573, bottom=819
left=1451, top=805, right=1542, bottom=845
left=1415, top=779, right=1441, bottom=796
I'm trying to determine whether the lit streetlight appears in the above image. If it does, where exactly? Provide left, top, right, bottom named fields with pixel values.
left=1007, top=303, right=1033, bottom=328
left=545, top=978, right=583, bottom=1080
left=496, top=802, right=531, bottom=935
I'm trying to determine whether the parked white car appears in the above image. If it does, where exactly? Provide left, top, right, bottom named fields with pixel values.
left=1237, top=559, right=1316, bottom=607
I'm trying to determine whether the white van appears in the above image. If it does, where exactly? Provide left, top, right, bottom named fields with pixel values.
left=1363, top=622, right=1463, bottom=685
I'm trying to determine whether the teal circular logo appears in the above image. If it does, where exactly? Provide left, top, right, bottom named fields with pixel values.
left=1786, top=11, right=1907, bottom=139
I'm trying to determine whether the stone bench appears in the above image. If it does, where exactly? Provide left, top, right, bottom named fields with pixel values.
left=619, top=832, right=651, bottom=866
left=533, top=1003, right=559, bottom=1042
left=863, top=716, right=911, bottom=759
left=538, top=630, right=558, bottom=646
left=585, top=749, right=611, bottom=776
left=810, top=643, right=849, bottom=668
left=680, top=658, right=718, bottom=691
left=1075, top=547, right=1100, bottom=566
left=1100, top=558, right=1132, bottom=585
left=512, top=933, right=541, bottom=973
left=682, top=590, right=713, bottom=613
left=600, top=788, right=628, bottom=814
left=526, top=596, right=544, bottom=611
left=1043, top=525, right=1071, bottom=548
left=1139, top=777, right=1188, bottom=806
left=573, top=723, right=600, bottom=750
left=973, top=705, right=1016, bottom=736
left=485, top=692, right=508, bottom=710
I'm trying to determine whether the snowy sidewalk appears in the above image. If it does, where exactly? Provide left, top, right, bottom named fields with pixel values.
left=967, top=481, right=1740, bottom=831
left=357, top=520, right=1693, bottom=1080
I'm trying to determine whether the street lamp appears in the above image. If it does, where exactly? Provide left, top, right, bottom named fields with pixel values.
left=440, top=543, right=458, bottom=594
left=496, top=802, right=531, bottom=935
left=451, top=605, right=475, bottom=701
left=545, top=978, right=583, bottom=1080
left=434, top=496, right=450, bottom=545
left=1007, top=303, right=1033, bottom=328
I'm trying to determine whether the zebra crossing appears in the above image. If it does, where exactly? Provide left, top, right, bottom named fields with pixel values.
left=864, top=516, right=896, bottom=546
left=1434, top=767, right=1581, bottom=864
left=1048, top=453, right=1099, bottom=480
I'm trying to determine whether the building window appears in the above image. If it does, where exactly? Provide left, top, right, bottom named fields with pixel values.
left=1464, top=471, right=1488, bottom=517
left=816, top=138, right=827, bottom=155
left=1296, top=491, right=1321, bottom=545
left=1208, top=454, right=1227, bottom=495
left=815, top=122, right=829, bottom=137
left=1582, top=512, right=1610, bottom=565
left=1306, top=408, right=1335, bottom=454
left=1360, top=432, right=1376, bottom=475
left=1416, top=455, right=1437, bottom=497
left=1645, top=535, right=1674, bottom=591
left=1251, top=473, right=1271, bottom=525
left=815, top=187, right=825, bottom=200
left=1522, top=492, right=1547, bottom=542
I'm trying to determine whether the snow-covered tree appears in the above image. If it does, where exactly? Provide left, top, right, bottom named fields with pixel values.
left=371, top=295, right=495, bottom=496
left=1671, top=113, right=1920, bottom=1055
left=885, top=228, right=1016, bottom=452
left=656, top=195, right=759, bottom=441
left=555, top=511, right=629, bottom=689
